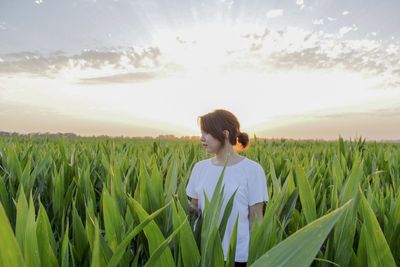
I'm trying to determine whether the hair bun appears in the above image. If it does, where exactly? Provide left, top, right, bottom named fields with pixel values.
left=237, top=131, right=249, bottom=149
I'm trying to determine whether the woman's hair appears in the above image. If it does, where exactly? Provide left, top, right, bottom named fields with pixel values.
left=198, top=109, right=249, bottom=150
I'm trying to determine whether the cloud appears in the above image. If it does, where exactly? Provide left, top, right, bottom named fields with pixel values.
left=0, top=22, right=6, bottom=30
left=266, top=9, right=283, bottom=19
left=218, top=0, right=234, bottom=8
left=237, top=27, right=400, bottom=88
left=254, top=106, right=400, bottom=140
left=327, top=17, right=336, bottom=22
left=314, top=107, right=400, bottom=119
left=79, top=72, right=160, bottom=84
left=296, top=0, right=305, bottom=9
left=259, top=110, right=400, bottom=140
left=1, top=26, right=399, bottom=89
left=0, top=46, right=162, bottom=78
left=35, top=0, right=43, bottom=4
left=342, top=11, right=350, bottom=16
left=338, top=26, right=356, bottom=37
left=313, top=19, right=324, bottom=25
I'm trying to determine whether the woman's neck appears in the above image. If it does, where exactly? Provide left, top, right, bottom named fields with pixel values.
left=213, top=143, right=242, bottom=166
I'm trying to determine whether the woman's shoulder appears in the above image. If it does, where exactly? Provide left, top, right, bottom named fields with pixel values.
left=191, top=158, right=211, bottom=171
left=195, top=158, right=211, bottom=166
left=242, top=157, right=264, bottom=170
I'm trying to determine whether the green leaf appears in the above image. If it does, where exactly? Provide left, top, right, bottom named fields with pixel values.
left=91, top=218, right=101, bottom=267
left=171, top=199, right=200, bottom=267
left=201, top=156, right=229, bottom=267
left=360, top=188, right=396, bottom=267
left=0, top=174, right=11, bottom=220
left=268, top=157, right=281, bottom=193
left=387, top=189, right=400, bottom=249
left=61, top=222, right=70, bottom=267
left=36, top=201, right=58, bottom=267
left=144, top=219, right=186, bottom=267
left=102, top=189, right=125, bottom=252
left=333, top=156, right=363, bottom=266
left=218, top=189, right=237, bottom=239
left=52, top=166, right=65, bottom=218
left=72, top=204, right=89, bottom=261
left=295, top=165, right=317, bottom=224
left=128, top=198, right=175, bottom=267
left=164, top=154, right=179, bottom=198
left=248, top=177, right=289, bottom=264
left=24, top=194, right=41, bottom=267
left=225, top=215, right=239, bottom=267
left=108, top=199, right=171, bottom=267
left=0, top=202, right=25, bottom=267
left=15, top=187, right=29, bottom=251
left=250, top=200, right=351, bottom=267
left=355, top=224, right=367, bottom=267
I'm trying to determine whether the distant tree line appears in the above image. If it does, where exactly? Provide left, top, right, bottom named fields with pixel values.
left=0, top=131, right=201, bottom=140
left=0, top=131, right=78, bottom=137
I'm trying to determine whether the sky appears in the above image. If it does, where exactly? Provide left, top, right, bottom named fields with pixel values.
left=1, top=0, right=400, bottom=140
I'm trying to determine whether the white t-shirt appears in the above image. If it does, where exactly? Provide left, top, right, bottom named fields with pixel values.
left=186, top=157, right=268, bottom=262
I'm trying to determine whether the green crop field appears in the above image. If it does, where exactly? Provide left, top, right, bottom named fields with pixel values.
left=0, top=136, right=399, bottom=267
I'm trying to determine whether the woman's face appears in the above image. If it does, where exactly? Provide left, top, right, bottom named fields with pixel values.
left=200, top=130, right=223, bottom=154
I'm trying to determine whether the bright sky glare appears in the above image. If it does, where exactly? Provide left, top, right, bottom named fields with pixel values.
left=1, top=0, right=400, bottom=140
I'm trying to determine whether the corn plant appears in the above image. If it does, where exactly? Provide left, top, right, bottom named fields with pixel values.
left=0, top=136, right=398, bottom=266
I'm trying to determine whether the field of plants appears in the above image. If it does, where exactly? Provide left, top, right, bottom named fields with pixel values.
left=0, top=136, right=399, bottom=267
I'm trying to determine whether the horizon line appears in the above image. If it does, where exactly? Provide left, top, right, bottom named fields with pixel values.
left=1, top=130, right=399, bottom=143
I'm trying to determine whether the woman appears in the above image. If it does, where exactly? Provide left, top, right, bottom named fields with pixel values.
left=186, top=109, right=268, bottom=267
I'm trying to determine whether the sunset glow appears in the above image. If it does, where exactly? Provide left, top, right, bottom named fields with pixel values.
left=1, top=0, right=400, bottom=140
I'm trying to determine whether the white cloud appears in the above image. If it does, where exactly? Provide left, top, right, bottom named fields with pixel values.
left=339, top=27, right=352, bottom=34
left=342, top=11, right=350, bottom=16
left=217, top=0, right=234, bottom=8
left=366, top=32, right=378, bottom=38
left=327, top=17, right=336, bottom=22
left=344, top=39, right=381, bottom=52
left=266, top=9, right=283, bottom=19
left=2, top=26, right=399, bottom=88
left=338, top=26, right=354, bottom=37
left=296, top=0, right=305, bottom=8
left=386, top=44, right=399, bottom=55
left=313, top=19, right=324, bottom=25
left=35, top=0, right=43, bottom=4
left=0, top=47, right=162, bottom=79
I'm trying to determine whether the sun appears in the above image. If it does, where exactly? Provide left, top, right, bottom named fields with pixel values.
left=150, top=22, right=262, bottom=71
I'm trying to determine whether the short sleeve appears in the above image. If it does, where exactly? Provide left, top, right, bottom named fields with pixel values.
left=248, top=165, right=268, bottom=206
left=186, top=163, right=200, bottom=199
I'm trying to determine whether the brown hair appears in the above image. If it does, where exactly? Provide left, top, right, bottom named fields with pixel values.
left=198, top=109, right=249, bottom=150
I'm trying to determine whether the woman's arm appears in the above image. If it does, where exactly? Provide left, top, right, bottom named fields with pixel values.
left=190, top=198, right=198, bottom=209
left=249, top=202, right=264, bottom=229
left=188, top=198, right=201, bottom=217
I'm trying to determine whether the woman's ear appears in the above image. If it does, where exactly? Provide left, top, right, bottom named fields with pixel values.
left=223, top=130, right=229, bottom=139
